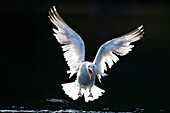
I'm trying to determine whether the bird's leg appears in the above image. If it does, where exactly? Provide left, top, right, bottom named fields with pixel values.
left=88, top=85, right=93, bottom=98
left=78, top=84, right=83, bottom=97
left=78, top=89, right=83, bottom=97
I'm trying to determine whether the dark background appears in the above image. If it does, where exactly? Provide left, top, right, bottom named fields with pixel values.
left=0, top=0, right=170, bottom=111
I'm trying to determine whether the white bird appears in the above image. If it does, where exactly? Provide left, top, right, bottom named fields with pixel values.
left=48, top=6, right=144, bottom=102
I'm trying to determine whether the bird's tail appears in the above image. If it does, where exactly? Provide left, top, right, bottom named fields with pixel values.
left=61, top=82, right=105, bottom=102
left=61, top=82, right=80, bottom=100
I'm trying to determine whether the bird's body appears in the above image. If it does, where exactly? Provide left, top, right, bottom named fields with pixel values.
left=61, top=61, right=104, bottom=102
left=48, top=6, right=144, bottom=102
left=77, top=62, right=96, bottom=87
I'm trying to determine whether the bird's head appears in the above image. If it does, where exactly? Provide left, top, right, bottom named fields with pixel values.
left=87, top=64, right=95, bottom=80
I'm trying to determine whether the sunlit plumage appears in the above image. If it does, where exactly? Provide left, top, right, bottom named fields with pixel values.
left=48, top=6, right=144, bottom=102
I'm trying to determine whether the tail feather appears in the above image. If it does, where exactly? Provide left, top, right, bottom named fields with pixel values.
left=84, top=85, right=105, bottom=102
left=61, top=82, right=80, bottom=100
left=61, top=82, right=105, bottom=102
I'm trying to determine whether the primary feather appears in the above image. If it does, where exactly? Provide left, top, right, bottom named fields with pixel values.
left=93, top=25, right=144, bottom=82
left=48, top=6, right=85, bottom=78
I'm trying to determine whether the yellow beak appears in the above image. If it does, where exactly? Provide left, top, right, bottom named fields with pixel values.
left=89, top=68, right=93, bottom=80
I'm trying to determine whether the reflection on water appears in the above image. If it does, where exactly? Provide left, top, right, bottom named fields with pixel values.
left=0, top=109, right=83, bottom=113
left=0, top=109, right=141, bottom=113
left=0, top=108, right=166, bottom=113
left=46, top=98, right=69, bottom=103
left=0, top=98, right=167, bottom=112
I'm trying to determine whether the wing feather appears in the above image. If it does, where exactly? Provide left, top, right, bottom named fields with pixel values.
left=49, top=6, right=85, bottom=78
left=93, top=25, right=144, bottom=81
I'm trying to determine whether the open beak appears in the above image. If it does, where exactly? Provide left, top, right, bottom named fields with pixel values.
left=88, top=68, right=93, bottom=80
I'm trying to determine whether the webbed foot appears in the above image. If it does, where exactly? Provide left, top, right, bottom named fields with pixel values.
left=78, top=91, right=83, bottom=97
left=88, top=93, right=93, bottom=98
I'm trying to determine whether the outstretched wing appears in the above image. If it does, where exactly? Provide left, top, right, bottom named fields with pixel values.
left=93, top=25, right=144, bottom=82
left=48, top=6, right=85, bottom=78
